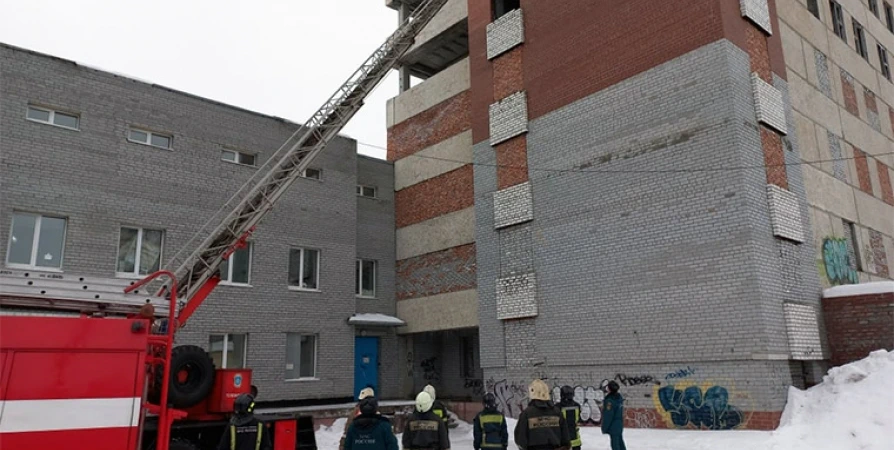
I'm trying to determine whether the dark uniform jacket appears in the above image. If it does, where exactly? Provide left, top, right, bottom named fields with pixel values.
left=472, top=407, right=508, bottom=450
left=431, top=400, right=450, bottom=424
left=557, top=400, right=582, bottom=449
left=216, top=415, right=273, bottom=450
left=345, top=413, right=398, bottom=450
left=514, top=400, right=571, bottom=450
left=402, top=410, right=450, bottom=450
left=601, top=393, right=624, bottom=435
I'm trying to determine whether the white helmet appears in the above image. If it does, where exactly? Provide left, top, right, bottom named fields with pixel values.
left=423, top=384, right=437, bottom=401
left=416, top=391, right=434, bottom=413
left=358, top=387, right=375, bottom=400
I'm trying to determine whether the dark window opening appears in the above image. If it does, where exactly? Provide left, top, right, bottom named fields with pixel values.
left=492, top=0, right=521, bottom=20
left=879, top=44, right=891, bottom=80
left=854, top=19, right=869, bottom=59
left=870, top=0, right=880, bottom=17
left=831, top=1, right=847, bottom=40
left=886, top=2, right=894, bottom=32
left=808, top=0, right=821, bottom=19
left=843, top=220, right=863, bottom=272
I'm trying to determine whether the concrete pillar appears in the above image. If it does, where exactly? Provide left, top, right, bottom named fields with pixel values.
left=399, top=2, right=412, bottom=92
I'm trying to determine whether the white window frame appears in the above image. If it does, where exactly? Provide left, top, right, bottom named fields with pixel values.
left=115, top=226, right=165, bottom=279
left=880, top=44, right=892, bottom=81
left=288, top=247, right=321, bottom=291
left=853, top=19, right=869, bottom=60
left=5, top=212, right=67, bottom=271
left=356, top=185, right=377, bottom=198
left=25, top=105, right=80, bottom=131
left=221, top=149, right=257, bottom=166
left=301, top=168, right=323, bottom=180
left=127, top=127, right=173, bottom=150
left=209, top=333, right=248, bottom=369
left=285, top=333, right=318, bottom=381
left=355, top=259, right=377, bottom=298
left=220, top=243, right=253, bottom=286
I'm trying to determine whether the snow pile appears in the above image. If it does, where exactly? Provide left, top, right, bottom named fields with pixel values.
left=769, top=349, right=894, bottom=450
left=315, top=418, right=347, bottom=450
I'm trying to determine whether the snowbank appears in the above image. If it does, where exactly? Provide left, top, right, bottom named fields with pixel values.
left=769, top=349, right=894, bottom=450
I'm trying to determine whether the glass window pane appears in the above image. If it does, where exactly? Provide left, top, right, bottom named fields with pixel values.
left=117, top=227, right=138, bottom=273
left=219, top=257, right=230, bottom=282
left=288, top=249, right=302, bottom=286
left=27, top=107, right=51, bottom=122
left=305, top=169, right=321, bottom=180
left=35, top=216, right=66, bottom=268
left=209, top=335, right=225, bottom=369
left=8, top=213, right=37, bottom=265
left=151, top=134, right=171, bottom=148
left=302, top=249, right=318, bottom=289
left=139, top=229, right=163, bottom=275
left=231, top=245, right=251, bottom=284
left=361, top=260, right=375, bottom=297
left=240, top=153, right=256, bottom=166
left=53, top=112, right=79, bottom=129
left=229, top=334, right=247, bottom=369
left=299, top=335, right=315, bottom=378
left=355, top=260, right=361, bottom=295
left=129, top=129, right=148, bottom=143
left=221, top=150, right=237, bottom=162
left=285, top=333, right=300, bottom=379
left=363, top=187, right=376, bottom=197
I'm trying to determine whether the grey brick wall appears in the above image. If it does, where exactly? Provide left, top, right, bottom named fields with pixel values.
left=473, top=40, right=823, bottom=416
left=0, top=44, right=397, bottom=402
left=486, top=8, right=524, bottom=60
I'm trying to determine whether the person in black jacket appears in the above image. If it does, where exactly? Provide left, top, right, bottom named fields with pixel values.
left=217, top=393, right=273, bottom=450
left=344, top=395, right=398, bottom=450
left=557, top=386, right=582, bottom=450
left=473, top=393, right=508, bottom=450
left=514, top=380, right=570, bottom=450
left=601, top=381, right=626, bottom=450
left=403, top=391, right=450, bottom=450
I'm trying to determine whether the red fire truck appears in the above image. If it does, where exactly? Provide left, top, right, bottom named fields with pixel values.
left=0, top=1, right=447, bottom=449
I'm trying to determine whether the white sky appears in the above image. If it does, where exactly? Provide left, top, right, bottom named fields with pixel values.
left=0, top=0, right=401, bottom=159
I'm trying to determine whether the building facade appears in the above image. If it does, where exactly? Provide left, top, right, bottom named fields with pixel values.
left=0, top=43, right=401, bottom=404
left=386, top=0, right=893, bottom=430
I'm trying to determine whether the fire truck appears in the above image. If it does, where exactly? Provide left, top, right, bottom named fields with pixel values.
left=0, top=1, right=447, bottom=449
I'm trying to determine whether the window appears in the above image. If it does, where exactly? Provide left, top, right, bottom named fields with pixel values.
left=6, top=213, right=67, bottom=270
left=808, top=0, right=821, bottom=18
left=879, top=44, right=891, bottom=80
left=220, top=243, right=252, bottom=285
left=492, top=0, right=520, bottom=20
left=844, top=220, right=864, bottom=271
left=355, top=259, right=376, bottom=298
left=128, top=127, right=172, bottom=149
left=285, top=334, right=317, bottom=379
left=886, top=2, right=894, bottom=32
left=288, top=248, right=320, bottom=290
left=302, top=168, right=322, bottom=180
left=356, top=185, right=377, bottom=198
left=221, top=149, right=256, bottom=166
left=116, top=227, right=164, bottom=277
left=460, top=336, right=477, bottom=378
left=831, top=1, right=847, bottom=40
left=854, top=19, right=869, bottom=59
left=26, top=106, right=79, bottom=130
left=209, top=334, right=247, bottom=369
left=870, top=0, right=880, bottom=17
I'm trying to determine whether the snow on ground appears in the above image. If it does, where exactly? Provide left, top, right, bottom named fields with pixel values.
left=318, top=350, right=894, bottom=450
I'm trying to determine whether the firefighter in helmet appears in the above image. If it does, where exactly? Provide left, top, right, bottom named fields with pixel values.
left=557, top=386, right=582, bottom=450
left=473, top=393, right=508, bottom=450
left=423, top=384, right=451, bottom=426
left=403, top=391, right=450, bottom=450
left=514, top=380, right=570, bottom=450
left=217, top=393, right=273, bottom=450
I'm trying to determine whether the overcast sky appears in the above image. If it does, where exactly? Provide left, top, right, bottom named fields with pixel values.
left=0, top=0, right=401, bottom=159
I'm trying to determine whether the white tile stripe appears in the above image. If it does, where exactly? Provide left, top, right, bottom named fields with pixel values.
left=0, top=398, right=141, bottom=433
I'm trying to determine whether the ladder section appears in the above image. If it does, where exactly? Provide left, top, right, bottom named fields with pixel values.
left=0, top=269, right=169, bottom=316
left=163, top=0, right=450, bottom=319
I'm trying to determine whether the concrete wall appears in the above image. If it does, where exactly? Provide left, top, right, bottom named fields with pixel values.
left=0, top=44, right=394, bottom=402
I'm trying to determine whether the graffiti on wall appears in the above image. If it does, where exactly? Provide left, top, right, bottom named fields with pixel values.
left=653, top=381, right=748, bottom=430
left=464, top=378, right=485, bottom=396
left=665, top=366, right=697, bottom=381
left=820, top=237, right=859, bottom=286
left=550, top=384, right=607, bottom=424
left=487, top=378, right=530, bottom=418
left=420, top=356, right=440, bottom=383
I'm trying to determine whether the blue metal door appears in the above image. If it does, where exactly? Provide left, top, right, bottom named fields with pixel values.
left=354, top=336, right=379, bottom=399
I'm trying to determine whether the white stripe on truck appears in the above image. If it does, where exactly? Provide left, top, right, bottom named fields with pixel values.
left=0, top=398, right=141, bottom=433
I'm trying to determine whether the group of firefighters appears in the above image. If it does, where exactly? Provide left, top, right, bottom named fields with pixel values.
left=221, top=380, right=627, bottom=450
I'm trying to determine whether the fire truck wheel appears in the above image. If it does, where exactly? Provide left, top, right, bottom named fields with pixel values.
left=161, top=345, right=216, bottom=408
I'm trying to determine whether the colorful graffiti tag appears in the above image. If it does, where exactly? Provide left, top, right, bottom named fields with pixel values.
left=822, top=238, right=858, bottom=286
left=551, top=384, right=606, bottom=424
left=654, top=382, right=746, bottom=430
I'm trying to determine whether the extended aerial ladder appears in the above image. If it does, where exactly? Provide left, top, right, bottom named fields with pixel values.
left=0, top=1, right=449, bottom=449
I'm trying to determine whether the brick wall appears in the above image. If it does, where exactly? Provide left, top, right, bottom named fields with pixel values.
left=394, top=165, right=474, bottom=228
left=853, top=148, right=874, bottom=195
left=396, top=244, right=477, bottom=300
left=879, top=161, right=894, bottom=206
left=822, top=292, right=894, bottom=366
left=387, top=91, right=471, bottom=161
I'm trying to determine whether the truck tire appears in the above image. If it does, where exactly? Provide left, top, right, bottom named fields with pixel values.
left=155, top=345, right=216, bottom=408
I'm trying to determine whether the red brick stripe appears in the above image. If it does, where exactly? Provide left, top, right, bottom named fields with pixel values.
left=387, top=91, right=471, bottom=161
left=878, top=161, right=894, bottom=205
left=761, top=126, right=788, bottom=189
left=493, top=47, right=524, bottom=100
left=853, top=148, right=873, bottom=195
left=495, top=135, right=529, bottom=189
left=394, top=165, right=474, bottom=228
left=396, top=243, right=477, bottom=301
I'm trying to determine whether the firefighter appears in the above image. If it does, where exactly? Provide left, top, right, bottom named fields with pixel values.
left=402, top=391, right=450, bottom=450
left=557, top=386, right=582, bottom=450
left=423, top=384, right=451, bottom=426
left=344, top=394, right=398, bottom=450
left=217, top=393, right=272, bottom=450
left=340, top=387, right=377, bottom=450
left=514, top=380, right=570, bottom=450
left=473, top=393, right=508, bottom=450
left=601, top=381, right=626, bottom=450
